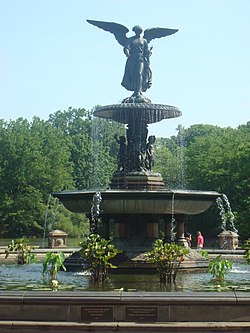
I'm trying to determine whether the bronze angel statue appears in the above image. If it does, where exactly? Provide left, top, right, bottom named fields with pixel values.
left=87, top=20, right=178, bottom=98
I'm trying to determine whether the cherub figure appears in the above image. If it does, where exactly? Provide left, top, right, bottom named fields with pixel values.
left=145, top=135, right=156, bottom=171
left=114, top=134, right=127, bottom=172
left=87, top=20, right=178, bottom=98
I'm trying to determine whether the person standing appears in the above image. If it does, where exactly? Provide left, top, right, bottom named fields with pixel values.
left=197, top=231, right=204, bottom=249
left=185, top=233, right=192, bottom=248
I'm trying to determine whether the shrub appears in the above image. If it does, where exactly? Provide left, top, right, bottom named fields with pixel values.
left=147, top=239, right=189, bottom=284
left=208, top=255, right=232, bottom=281
left=79, top=233, right=121, bottom=283
left=243, top=240, right=250, bottom=264
left=5, top=238, right=37, bottom=264
left=42, top=251, right=66, bottom=289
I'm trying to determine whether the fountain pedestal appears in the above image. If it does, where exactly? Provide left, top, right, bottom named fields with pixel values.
left=218, top=231, right=239, bottom=250
left=48, top=229, right=68, bottom=248
left=176, top=216, right=188, bottom=247
left=96, top=101, right=181, bottom=191
left=110, top=171, right=165, bottom=190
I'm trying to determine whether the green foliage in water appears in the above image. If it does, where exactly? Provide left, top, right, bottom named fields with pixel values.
left=79, top=234, right=122, bottom=283
left=147, top=239, right=189, bottom=284
left=200, top=250, right=234, bottom=284
left=42, top=251, right=66, bottom=289
left=200, top=249, right=209, bottom=258
left=243, top=240, right=250, bottom=264
left=208, top=255, right=232, bottom=281
left=5, top=238, right=38, bottom=264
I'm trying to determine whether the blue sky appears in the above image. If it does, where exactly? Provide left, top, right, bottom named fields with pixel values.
left=1, top=0, right=249, bottom=137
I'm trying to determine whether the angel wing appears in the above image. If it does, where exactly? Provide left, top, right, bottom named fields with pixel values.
left=86, top=19, right=129, bottom=47
left=143, top=27, right=178, bottom=43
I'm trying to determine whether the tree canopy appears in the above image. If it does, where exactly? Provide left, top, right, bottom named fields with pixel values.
left=0, top=108, right=249, bottom=241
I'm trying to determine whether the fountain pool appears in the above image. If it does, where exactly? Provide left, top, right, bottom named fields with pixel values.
left=0, top=262, right=249, bottom=292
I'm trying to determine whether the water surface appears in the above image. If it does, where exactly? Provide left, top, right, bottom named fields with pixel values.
left=0, top=262, right=249, bottom=292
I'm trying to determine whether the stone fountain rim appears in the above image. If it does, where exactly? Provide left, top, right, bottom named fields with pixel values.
left=54, top=189, right=221, bottom=198
left=53, top=189, right=223, bottom=196
left=93, top=102, right=182, bottom=124
left=94, top=102, right=181, bottom=111
left=53, top=189, right=222, bottom=215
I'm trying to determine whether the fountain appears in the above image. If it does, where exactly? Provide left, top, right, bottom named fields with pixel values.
left=54, top=19, right=221, bottom=271
left=1, top=20, right=249, bottom=332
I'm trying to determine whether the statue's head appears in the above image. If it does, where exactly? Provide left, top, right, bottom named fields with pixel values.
left=148, top=135, right=156, bottom=143
left=132, top=25, right=143, bottom=35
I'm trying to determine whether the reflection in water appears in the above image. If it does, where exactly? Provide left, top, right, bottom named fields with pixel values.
left=0, top=262, right=249, bottom=292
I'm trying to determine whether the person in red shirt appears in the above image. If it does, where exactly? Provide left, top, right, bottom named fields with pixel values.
left=197, top=231, right=204, bottom=249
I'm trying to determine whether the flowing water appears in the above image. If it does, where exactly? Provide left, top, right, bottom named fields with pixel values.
left=216, top=194, right=238, bottom=233
left=0, top=262, right=249, bottom=292
left=42, top=194, right=60, bottom=248
left=171, top=192, right=176, bottom=242
left=90, top=191, right=102, bottom=233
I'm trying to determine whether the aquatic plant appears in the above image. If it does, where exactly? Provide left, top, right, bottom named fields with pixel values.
left=200, top=249, right=209, bottom=258
left=147, top=239, right=189, bottom=284
left=243, top=240, right=250, bottom=264
left=208, top=255, right=232, bottom=281
left=5, top=238, right=37, bottom=265
left=42, top=251, right=66, bottom=289
left=79, top=233, right=121, bottom=283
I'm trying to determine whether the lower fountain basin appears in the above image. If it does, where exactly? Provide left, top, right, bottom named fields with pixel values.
left=54, top=189, right=221, bottom=215
left=0, top=261, right=249, bottom=292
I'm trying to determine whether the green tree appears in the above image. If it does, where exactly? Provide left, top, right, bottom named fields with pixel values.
left=0, top=108, right=125, bottom=238
left=47, top=203, right=89, bottom=238
left=49, top=107, right=124, bottom=190
left=182, top=124, right=222, bottom=147
left=154, top=145, right=183, bottom=188
left=154, top=125, right=187, bottom=189
left=48, top=107, right=93, bottom=189
left=155, top=122, right=249, bottom=239
left=185, top=123, right=250, bottom=238
left=0, top=117, right=73, bottom=237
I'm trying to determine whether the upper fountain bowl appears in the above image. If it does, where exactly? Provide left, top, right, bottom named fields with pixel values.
left=53, top=189, right=221, bottom=215
left=93, top=102, right=182, bottom=124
